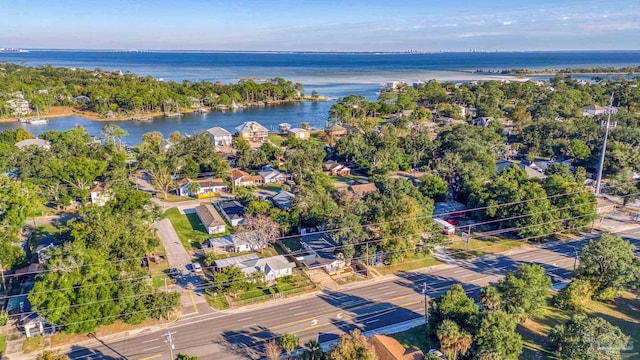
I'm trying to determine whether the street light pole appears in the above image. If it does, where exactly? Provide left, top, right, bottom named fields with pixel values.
left=164, top=331, right=176, bottom=360
left=595, top=93, right=616, bottom=196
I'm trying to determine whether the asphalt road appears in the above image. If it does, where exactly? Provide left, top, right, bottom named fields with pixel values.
left=65, top=230, right=640, bottom=360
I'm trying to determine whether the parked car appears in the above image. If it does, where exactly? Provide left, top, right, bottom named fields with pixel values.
left=192, top=262, right=202, bottom=273
left=168, top=268, right=180, bottom=278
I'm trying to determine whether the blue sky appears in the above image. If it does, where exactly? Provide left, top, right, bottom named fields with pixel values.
left=1, top=0, right=638, bottom=51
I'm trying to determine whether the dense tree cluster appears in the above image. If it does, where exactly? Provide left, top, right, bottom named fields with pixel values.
left=28, top=190, right=179, bottom=333
left=0, top=63, right=305, bottom=116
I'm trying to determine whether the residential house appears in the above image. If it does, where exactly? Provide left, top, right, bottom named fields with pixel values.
left=203, top=231, right=263, bottom=253
left=207, top=127, right=233, bottom=146
left=323, top=161, right=351, bottom=176
left=14, top=138, right=51, bottom=150
left=231, top=169, right=264, bottom=187
left=74, top=95, right=90, bottom=104
left=271, top=190, right=295, bottom=209
left=348, top=182, right=378, bottom=198
left=235, top=121, right=269, bottom=142
left=8, top=94, right=30, bottom=115
left=237, top=255, right=295, bottom=282
left=299, top=234, right=346, bottom=274
left=369, top=334, right=425, bottom=360
left=496, top=159, right=515, bottom=174
left=217, top=200, right=245, bottom=226
left=176, top=177, right=227, bottom=197
left=583, top=104, right=617, bottom=117
left=472, top=116, right=494, bottom=127
left=212, top=253, right=260, bottom=271
left=289, top=127, right=310, bottom=140
left=325, top=123, right=348, bottom=137
left=195, top=204, right=227, bottom=235
left=89, top=181, right=111, bottom=206
left=258, top=168, right=287, bottom=184
left=519, top=161, right=547, bottom=179
left=433, top=200, right=467, bottom=217
left=34, top=238, right=61, bottom=264
left=436, top=116, right=466, bottom=126
left=279, top=123, right=292, bottom=133
left=213, top=254, right=294, bottom=282
left=188, top=96, right=203, bottom=109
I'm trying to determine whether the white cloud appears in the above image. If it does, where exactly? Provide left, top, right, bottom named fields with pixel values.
left=503, top=20, right=516, bottom=25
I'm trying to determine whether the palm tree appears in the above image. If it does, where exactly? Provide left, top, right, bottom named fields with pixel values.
left=302, top=339, right=324, bottom=360
left=280, top=333, right=299, bottom=359
left=437, top=320, right=473, bottom=360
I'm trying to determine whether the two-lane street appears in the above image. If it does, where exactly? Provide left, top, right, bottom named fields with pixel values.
left=65, top=230, right=640, bottom=360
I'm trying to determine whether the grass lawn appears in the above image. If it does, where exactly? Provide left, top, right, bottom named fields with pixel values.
left=22, top=335, right=44, bottom=353
left=29, top=224, right=65, bottom=246
left=390, top=325, right=432, bottom=354
left=0, top=335, right=6, bottom=356
left=267, top=133, right=287, bottom=146
left=162, top=194, right=198, bottom=203
left=518, top=292, right=640, bottom=360
left=378, top=254, right=442, bottom=275
left=206, top=292, right=230, bottom=310
left=164, top=207, right=215, bottom=249
left=149, top=241, right=170, bottom=289
left=262, top=184, right=284, bottom=192
left=448, top=236, right=524, bottom=260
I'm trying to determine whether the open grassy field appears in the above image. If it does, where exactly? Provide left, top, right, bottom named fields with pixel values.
left=164, top=207, right=219, bottom=249
left=518, top=292, right=640, bottom=359
left=448, top=236, right=524, bottom=259
left=377, top=254, right=442, bottom=275
left=390, top=325, right=431, bottom=354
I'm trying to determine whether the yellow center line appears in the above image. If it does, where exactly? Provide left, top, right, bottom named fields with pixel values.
left=139, top=354, right=161, bottom=360
left=189, top=290, right=199, bottom=314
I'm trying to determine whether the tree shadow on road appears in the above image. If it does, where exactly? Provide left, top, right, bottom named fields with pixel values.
left=68, top=345, right=125, bottom=360
left=217, top=325, right=280, bottom=360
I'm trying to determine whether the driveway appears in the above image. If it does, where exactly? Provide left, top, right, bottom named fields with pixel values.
left=155, top=219, right=212, bottom=315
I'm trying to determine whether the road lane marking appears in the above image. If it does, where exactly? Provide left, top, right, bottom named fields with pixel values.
left=366, top=319, right=380, bottom=324
left=189, top=289, right=199, bottom=314
left=142, top=346, right=162, bottom=352
left=238, top=317, right=253, bottom=321
left=294, top=311, right=308, bottom=316
left=397, top=300, right=421, bottom=308
left=387, top=294, right=413, bottom=302
left=289, top=305, right=302, bottom=310
left=242, top=323, right=257, bottom=328
left=139, top=355, right=161, bottom=360
left=377, top=286, right=389, bottom=290
left=141, top=339, right=158, bottom=344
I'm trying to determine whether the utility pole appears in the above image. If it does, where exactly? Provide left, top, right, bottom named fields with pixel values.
left=163, top=331, right=176, bottom=360
left=422, top=282, right=429, bottom=325
left=573, top=250, right=580, bottom=273
left=0, top=260, right=5, bottom=291
left=595, top=93, right=616, bottom=196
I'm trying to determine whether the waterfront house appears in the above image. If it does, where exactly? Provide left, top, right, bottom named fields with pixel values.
left=231, top=169, right=264, bottom=187
left=206, top=127, right=233, bottom=147
left=176, top=177, right=227, bottom=197
left=271, top=190, right=296, bottom=209
left=322, top=161, right=351, bottom=176
left=216, top=200, right=245, bottom=226
left=14, top=138, right=51, bottom=150
left=325, top=123, right=348, bottom=137
left=89, top=181, right=111, bottom=206
left=288, top=127, right=310, bottom=140
left=194, top=204, right=226, bottom=235
left=235, top=121, right=269, bottom=142
left=279, top=123, right=292, bottom=133
left=8, top=95, right=30, bottom=116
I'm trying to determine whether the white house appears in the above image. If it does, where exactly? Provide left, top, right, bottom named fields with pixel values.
left=203, top=231, right=263, bottom=253
left=258, top=168, right=287, bottom=184
left=213, top=254, right=294, bottom=283
left=176, top=177, right=227, bottom=197
left=195, top=204, right=227, bottom=235
left=8, top=93, right=30, bottom=115
left=206, top=127, right=233, bottom=146
left=89, top=181, right=111, bottom=206
left=217, top=200, right=245, bottom=227
left=14, top=138, right=51, bottom=150
left=583, top=104, right=617, bottom=117
left=472, top=116, right=493, bottom=127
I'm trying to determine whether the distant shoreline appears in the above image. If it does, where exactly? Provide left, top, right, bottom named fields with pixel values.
left=0, top=96, right=331, bottom=123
